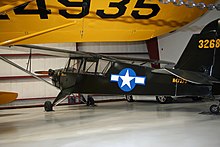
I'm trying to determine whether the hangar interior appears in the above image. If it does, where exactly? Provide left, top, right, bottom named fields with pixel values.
left=0, top=0, right=220, bottom=146
left=0, top=8, right=219, bottom=108
left=0, top=41, right=150, bottom=108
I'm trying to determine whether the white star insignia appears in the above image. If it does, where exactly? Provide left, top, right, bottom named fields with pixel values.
left=120, top=70, right=134, bottom=89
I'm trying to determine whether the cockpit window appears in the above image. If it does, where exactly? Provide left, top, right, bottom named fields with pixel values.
left=65, top=58, right=82, bottom=73
left=85, top=61, right=97, bottom=73
left=65, top=57, right=112, bottom=75
left=97, top=60, right=112, bottom=74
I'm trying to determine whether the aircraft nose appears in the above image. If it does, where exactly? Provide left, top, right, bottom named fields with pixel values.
left=48, top=69, right=55, bottom=76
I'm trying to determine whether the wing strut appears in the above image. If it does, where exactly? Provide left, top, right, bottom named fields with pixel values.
left=26, top=48, right=32, bottom=71
left=0, top=56, right=55, bottom=87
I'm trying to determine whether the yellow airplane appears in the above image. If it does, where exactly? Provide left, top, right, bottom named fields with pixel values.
left=0, top=0, right=217, bottom=45
left=0, top=91, right=18, bottom=105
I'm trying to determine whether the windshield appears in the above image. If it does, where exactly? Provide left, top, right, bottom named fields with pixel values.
left=65, top=58, right=82, bottom=73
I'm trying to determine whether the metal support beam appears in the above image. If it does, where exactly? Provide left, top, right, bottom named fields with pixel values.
left=146, top=37, right=160, bottom=69
left=0, top=56, right=55, bottom=87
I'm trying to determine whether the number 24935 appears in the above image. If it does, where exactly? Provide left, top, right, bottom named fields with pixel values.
left=0, top=0, right=160, bottom=20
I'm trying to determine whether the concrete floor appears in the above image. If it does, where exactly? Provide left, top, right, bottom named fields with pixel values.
left=0, top=99, right=220, bottom=147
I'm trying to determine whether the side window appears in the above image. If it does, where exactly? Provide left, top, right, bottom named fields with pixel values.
left=85, top=61, right=97, bottom=73
left=65, top=59, right=81, bottom=72
left=97, top=60, right=112, bottom=74
left=82, top=59, right=112, bottom=75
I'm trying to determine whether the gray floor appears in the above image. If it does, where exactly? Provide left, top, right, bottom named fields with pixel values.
left=0, top=99, right=220, bottom=147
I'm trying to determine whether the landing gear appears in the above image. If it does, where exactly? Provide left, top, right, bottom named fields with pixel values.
left=192, top=96, right=203, bottom=102
left=210, top=100, right=220, bottom=114
left=125, top=95, right=134, bottom=102
left=44, top=101, right=53, bottom=112
left=87, top=95, right=96, bottom=106
left=156, top=96, right=173, bottom=104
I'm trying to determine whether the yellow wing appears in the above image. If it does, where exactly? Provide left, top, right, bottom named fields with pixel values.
left=0, top=0, right=216, bottom=45
left=0, top=91, right=18, bottom=105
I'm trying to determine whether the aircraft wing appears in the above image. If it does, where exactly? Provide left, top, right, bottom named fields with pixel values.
left=3, top=44, right=174, bottom=66
left=107, top=56, right=175, bottom=65
left=0, top=0, right=216, bottom=45
left=18, top=44, right=92, bottom=58
left=152, top=68, right=220, bottom=85
left=1, top=44, right=92, bottom=58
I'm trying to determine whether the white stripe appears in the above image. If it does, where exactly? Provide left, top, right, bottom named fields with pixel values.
left=111, top=75, right=119, bottom=81
left=135, top=77, right=145, bottom=84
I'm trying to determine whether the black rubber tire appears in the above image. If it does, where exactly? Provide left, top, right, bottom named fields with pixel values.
left=125, top=95, right=134, bottom=102
left=210, top=104, right=219, bottom=114
left=44, top=101, right=53, bottom=112
left=156, top=96, right=173, bottom=104
left=87, top=96, right=95, bottom=106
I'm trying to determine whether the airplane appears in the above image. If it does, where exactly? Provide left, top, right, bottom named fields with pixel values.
left=0, top=91, right=18, bottom=104
left=0, top=0, right=217, bottom=45
left=0, top=18, right=220, bottom=114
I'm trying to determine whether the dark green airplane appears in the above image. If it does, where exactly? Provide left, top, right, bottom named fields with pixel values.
left=1, top=19, right=220, bottom=114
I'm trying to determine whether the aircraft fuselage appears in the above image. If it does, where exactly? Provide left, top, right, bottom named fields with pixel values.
left=57, top=61, right=212, bottom=97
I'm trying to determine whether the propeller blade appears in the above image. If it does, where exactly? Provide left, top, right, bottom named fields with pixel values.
left=35, top=71, right=49, bottom=75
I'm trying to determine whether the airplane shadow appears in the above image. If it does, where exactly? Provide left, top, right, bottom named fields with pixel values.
left=199, top=111, right=220, bottom=116
left=0, top=113, right=22, bottom=117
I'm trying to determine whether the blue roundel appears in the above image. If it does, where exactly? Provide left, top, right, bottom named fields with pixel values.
left=110, top=68, right=146, bottom=92
left=118, top=68, right=136, bottom=92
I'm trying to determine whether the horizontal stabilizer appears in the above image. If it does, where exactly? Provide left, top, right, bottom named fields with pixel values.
left=152, top=68, right=220, bottom=85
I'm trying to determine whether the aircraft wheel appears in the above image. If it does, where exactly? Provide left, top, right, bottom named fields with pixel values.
left=210, top=104, right=219, bottom=114
left=125, top=95, right=134, bottom=102
left=44, top=101, right=53, bottom=112
left=156, top=96, right=173, bottom=104
left=87, top=95, right=95, bottom=106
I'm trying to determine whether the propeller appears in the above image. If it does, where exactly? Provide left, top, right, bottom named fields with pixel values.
left=34, top=71, right=49, bottom=75
left=34, top=69, right=55, bottom=76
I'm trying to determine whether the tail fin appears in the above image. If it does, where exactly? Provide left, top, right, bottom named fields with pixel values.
left=175, top=19, right=220, bottom=79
